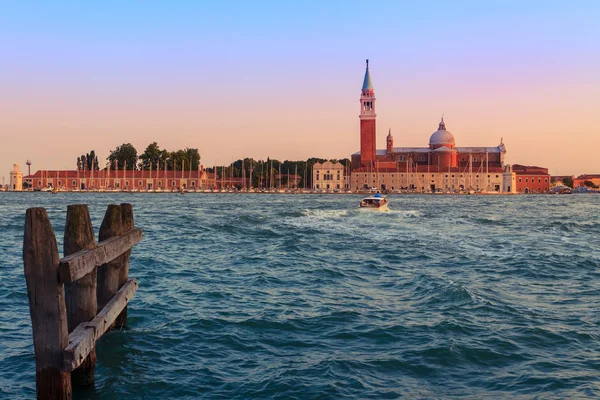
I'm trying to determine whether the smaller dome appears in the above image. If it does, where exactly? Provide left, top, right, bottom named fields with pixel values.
left=429, top=117, right=455, bottom=145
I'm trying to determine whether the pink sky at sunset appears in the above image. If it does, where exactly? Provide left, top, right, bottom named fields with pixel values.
left=1, top=1, right=599, bottom=181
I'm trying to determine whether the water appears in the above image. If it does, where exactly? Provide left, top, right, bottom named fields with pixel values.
left=1, top=193, right=599, bottom=399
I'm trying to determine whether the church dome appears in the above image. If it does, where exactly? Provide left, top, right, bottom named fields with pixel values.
left=429, top=117, right=455, bottom=146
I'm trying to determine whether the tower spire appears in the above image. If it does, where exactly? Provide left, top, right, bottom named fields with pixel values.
left=362, top=59, right=374, bottom=91
left=359, top=60, right=376, bottom=168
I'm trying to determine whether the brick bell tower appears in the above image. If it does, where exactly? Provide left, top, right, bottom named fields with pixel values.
left=360, top=59, right=376, bottom=168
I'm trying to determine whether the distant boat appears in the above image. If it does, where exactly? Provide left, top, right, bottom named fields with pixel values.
left=359, top=193, right=389, bottom=211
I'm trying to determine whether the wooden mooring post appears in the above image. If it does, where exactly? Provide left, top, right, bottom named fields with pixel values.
left=23, top=204, right=142, bottom=400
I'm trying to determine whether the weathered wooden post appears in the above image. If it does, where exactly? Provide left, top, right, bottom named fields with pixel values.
left=23, top=208, right=72, bottom=399
left=24, top=204, right=142, bottom=399
left=63, top=205, right=97, bottom=386
left=97, top=205, right=122, bottom=325
left=115, top=203, right=134, bottom=328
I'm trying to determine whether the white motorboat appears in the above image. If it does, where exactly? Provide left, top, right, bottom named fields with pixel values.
left=359, top=194, right=389, bottom=211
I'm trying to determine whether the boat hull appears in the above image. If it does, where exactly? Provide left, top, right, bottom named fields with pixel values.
left=359, top=203, right=389, bottom=212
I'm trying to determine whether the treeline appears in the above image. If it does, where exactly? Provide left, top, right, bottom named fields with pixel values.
left=76, top=142, right=350, bottom=188
left=207, top=158, right=351, bottom=188
left=76, top=151, right=100, bottom=171
left=77, top=143, right=200, bottom=171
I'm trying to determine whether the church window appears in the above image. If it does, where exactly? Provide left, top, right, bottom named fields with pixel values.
left=72, top=180, right=76, bottom=187
left=473, top=157, right=479, bottom=162
left=519, top=178, right=522, bottom=182
left=138, top=180, right=142, bottom=186
left=125, top=181, right=130, bottom=186
left=58, top=180, right=62, bottom=186
left=545, top=178, right=548, bottom=182
left=525, top=178, right=528, bottom=182
left=172, top=180, right=176, bottom=186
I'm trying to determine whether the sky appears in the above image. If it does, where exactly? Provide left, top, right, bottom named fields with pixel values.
left=1, top=0, right=599, bottom=181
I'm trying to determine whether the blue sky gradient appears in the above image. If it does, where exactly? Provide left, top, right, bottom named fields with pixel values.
left=1, top=1, right=599, bottom=177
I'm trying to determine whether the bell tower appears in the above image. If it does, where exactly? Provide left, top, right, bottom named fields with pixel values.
left=386, top=128, right=394, bottom=154
left=360, top=59, right=376, bottom=168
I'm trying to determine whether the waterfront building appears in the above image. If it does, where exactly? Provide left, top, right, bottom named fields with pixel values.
left=573, top=174, right=600, bottom=188
left=512, top=165, right=551, bottom=193
left=24, top=166, right=213, bottom=191
left=350, top=60, right=518, bottom=193
left=312, top=161, right=345, bottom=191
left=9, top=164, right=23, bottom=191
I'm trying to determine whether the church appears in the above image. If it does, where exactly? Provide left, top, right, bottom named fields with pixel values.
left=350, top=60, right=516, bottom=193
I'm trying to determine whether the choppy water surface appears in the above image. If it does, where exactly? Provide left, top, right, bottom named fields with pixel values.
left=1, top=193, right=599, bottom=399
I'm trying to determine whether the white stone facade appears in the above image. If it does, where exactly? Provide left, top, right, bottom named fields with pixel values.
left=313, top=161, right=345, bottom=191
left=351, top=170, right=512, bottom=193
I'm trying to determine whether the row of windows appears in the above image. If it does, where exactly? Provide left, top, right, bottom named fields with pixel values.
left=362, top=174, right=500, bottom=178
left=315, top=174, right=341, bottom=180
left=396, top=156, right=494, bottom=162
left=518, top=178, right=548, bottom=183
left=37, top=180, right=199, bottom=187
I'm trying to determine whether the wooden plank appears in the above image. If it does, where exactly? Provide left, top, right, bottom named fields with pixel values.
left=115, top=203, right=134, bottom=328
left=63, top=278, right=138, bottom=372
left=63, top=322, right=95, bottom=373
left=63, top=204, right=98, bottom=386
left=23, top=207, right=72, bottom=399
left=58, top=228, right=142, bottom=284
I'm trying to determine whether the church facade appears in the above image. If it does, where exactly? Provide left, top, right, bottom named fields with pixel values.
left=350, top=61, right=516, bottom=193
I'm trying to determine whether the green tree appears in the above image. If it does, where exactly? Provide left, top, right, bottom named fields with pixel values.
left=108, top=143, right=138, bottom=170
left=583, top=180, right=598, bottom=188
left=76, top=151, right=100, bottom=170
left=563, top=176, right=573, bottom=188
left=139, top=142, right=167, bottom=170
left=184, top=148, right=201, bottom=171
